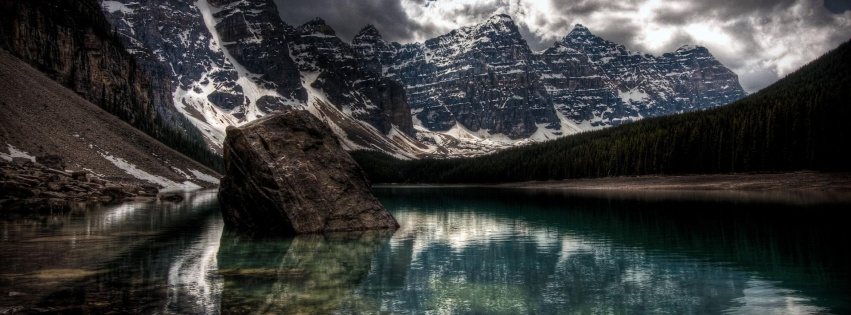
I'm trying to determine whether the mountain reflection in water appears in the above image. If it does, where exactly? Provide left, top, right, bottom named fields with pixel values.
left=0, top=188, right=848, bottom=314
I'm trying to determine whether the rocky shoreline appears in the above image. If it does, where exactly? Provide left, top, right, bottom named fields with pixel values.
left=0, top=157, right=176, bottom=213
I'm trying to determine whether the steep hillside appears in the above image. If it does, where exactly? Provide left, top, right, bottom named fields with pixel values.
left=0, top=0, right=221, bottom=169
left=0, top=50, right=220, bottom=189
left=353, top=40, right=851, bottom=183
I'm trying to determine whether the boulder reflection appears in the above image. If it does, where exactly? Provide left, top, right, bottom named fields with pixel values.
left=217, top=229, right=394, bottom=314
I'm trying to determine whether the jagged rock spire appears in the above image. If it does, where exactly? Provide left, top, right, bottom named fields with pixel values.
left=298, top=17, right=336, bottom=36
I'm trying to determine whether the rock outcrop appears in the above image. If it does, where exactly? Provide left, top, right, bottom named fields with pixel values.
left=354, top=14, right=558, bottom=139
left=0, top=0, right=218, bottom=166
left=0, top=49, right=222, bottom=196
left=289, top=18, right=416, bottom=137
left=218, top=110, right=399, bottom=234
left=0, top=158, right=159, bottom=213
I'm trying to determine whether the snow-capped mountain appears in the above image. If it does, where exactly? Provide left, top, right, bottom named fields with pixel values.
left=550, top=24, right=746, bottom=127
left=99, top=1, right=746, bottom=157
left=354, top=15, right=747, bottom=142
left=354, top=14, right=559, bottom=140
left=99, top=0, right=425, bottom=158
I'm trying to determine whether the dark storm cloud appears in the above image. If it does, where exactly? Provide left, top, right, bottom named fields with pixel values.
left=655, top=7, right=694, bottom=25
left=825, top=0, right=851, bottom=13
left=274, top=0, right=420, bottom=42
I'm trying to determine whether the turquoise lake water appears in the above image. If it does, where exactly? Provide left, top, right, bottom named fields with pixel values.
left=1, top=187, right=848, bottom=314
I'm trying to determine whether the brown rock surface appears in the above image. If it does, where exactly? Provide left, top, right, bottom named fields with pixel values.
left=218, top=110, right=399, bottom=234
left=0, top=159, right=156, bottom=212
left=0, top=50, right=220, bottom=190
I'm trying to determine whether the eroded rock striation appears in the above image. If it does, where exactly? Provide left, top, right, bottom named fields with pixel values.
left=218, top=110, right=399, bottom=234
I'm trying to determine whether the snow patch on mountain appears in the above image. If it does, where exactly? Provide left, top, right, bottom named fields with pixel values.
left=188, top=168, right=220, bottom=184
left=99, top=151, right=203, bottom=191
left=101, top=1, right=135, bottom=14
left=0, top=143, right=36, bottom=162
left=619, top=88, right=649, bottom=103
left=99, top=3, right=746, bottom=159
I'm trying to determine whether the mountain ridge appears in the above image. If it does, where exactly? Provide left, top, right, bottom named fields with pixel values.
left=97, top=1, right=746, bottom=157
left=354, top=13, right=746, bottom=142
left=352, top=39, right=851, bottom=183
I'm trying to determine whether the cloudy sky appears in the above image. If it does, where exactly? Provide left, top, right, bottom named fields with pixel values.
left=275, top=0, right=851, bottom=92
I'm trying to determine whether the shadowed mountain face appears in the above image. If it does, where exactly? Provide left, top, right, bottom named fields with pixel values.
left=97, top=0, right=419, bottom=157
left=0, top=0, right=221, bottom=169
left=98, top=1, right=746, bottom=155
left=290, top=18, right=415, bottom=137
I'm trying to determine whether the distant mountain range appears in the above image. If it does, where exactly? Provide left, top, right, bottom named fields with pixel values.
left=353, top=39, right=851, bottom=183
left=98, top=0, right=746, bottom=157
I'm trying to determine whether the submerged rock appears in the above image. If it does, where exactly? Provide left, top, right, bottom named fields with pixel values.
left=158, top=192, right=184, bottom=202
left=218, top=110, right=399, bottom=234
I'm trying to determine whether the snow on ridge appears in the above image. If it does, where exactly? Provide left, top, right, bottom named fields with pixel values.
left=0, top=143, right=36, bottom=163
left=188, top=168, right=220, bottom=184
left=301, top=72, right=419, bottom=160
left=101, top=1, right=136, bottom=15
left=619, top=88, right=649, bottom=103
left=99, top=151, right=202, bottom=191
left=179, top=0, right=298, bottom=148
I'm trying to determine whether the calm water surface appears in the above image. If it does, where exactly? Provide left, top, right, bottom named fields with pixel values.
left=0, top=187, right=848, bottom=314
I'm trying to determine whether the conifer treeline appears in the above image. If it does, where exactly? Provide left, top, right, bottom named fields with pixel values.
left=353, top=40, right=851, bottom=183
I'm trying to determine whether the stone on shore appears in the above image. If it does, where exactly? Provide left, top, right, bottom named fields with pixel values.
left=217, top=110, right=399, bottom=234
left=0, top=157, right=161, bottom=212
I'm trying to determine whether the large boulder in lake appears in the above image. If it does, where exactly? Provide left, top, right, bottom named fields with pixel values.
left=218, top=110, right=399, bottom=234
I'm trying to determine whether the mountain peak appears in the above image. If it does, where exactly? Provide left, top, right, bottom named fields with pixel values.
left=485, top=13, right=514, bottom=24
left=568, top=24, right=593, bottom=37
left=305, top=17, right=326, bottom=25
left=355, top=25, right=382, bottom=40
left=676, top=44, right=707, bottom=53
left=475, top=13, right=522, bottom=39
left=298, top=17, right=336, bottom=36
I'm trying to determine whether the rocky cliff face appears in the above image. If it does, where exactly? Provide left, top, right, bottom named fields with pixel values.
left=354, top=18, right=747, bottom=138
left=551, top=24, right=747, bottom=127
left=96, top=1, right=746, bottom=157
left=1, top=0, right=158, bottom=132
left=290, top=18, right=415, bottom=136
left=208, top=0, right=306, bottom=103
left=98, top=0, right=296, bottom=147
left=353, top=15, right=559, bottom=139
left=1, top=0, right=219, bottom=168
left=99, top=0, right=419, bottom=157
left=218, top=110, right=399, bottom=234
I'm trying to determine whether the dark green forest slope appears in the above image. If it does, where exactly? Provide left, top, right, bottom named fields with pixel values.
left=354, top=40, right=851, bottom=183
